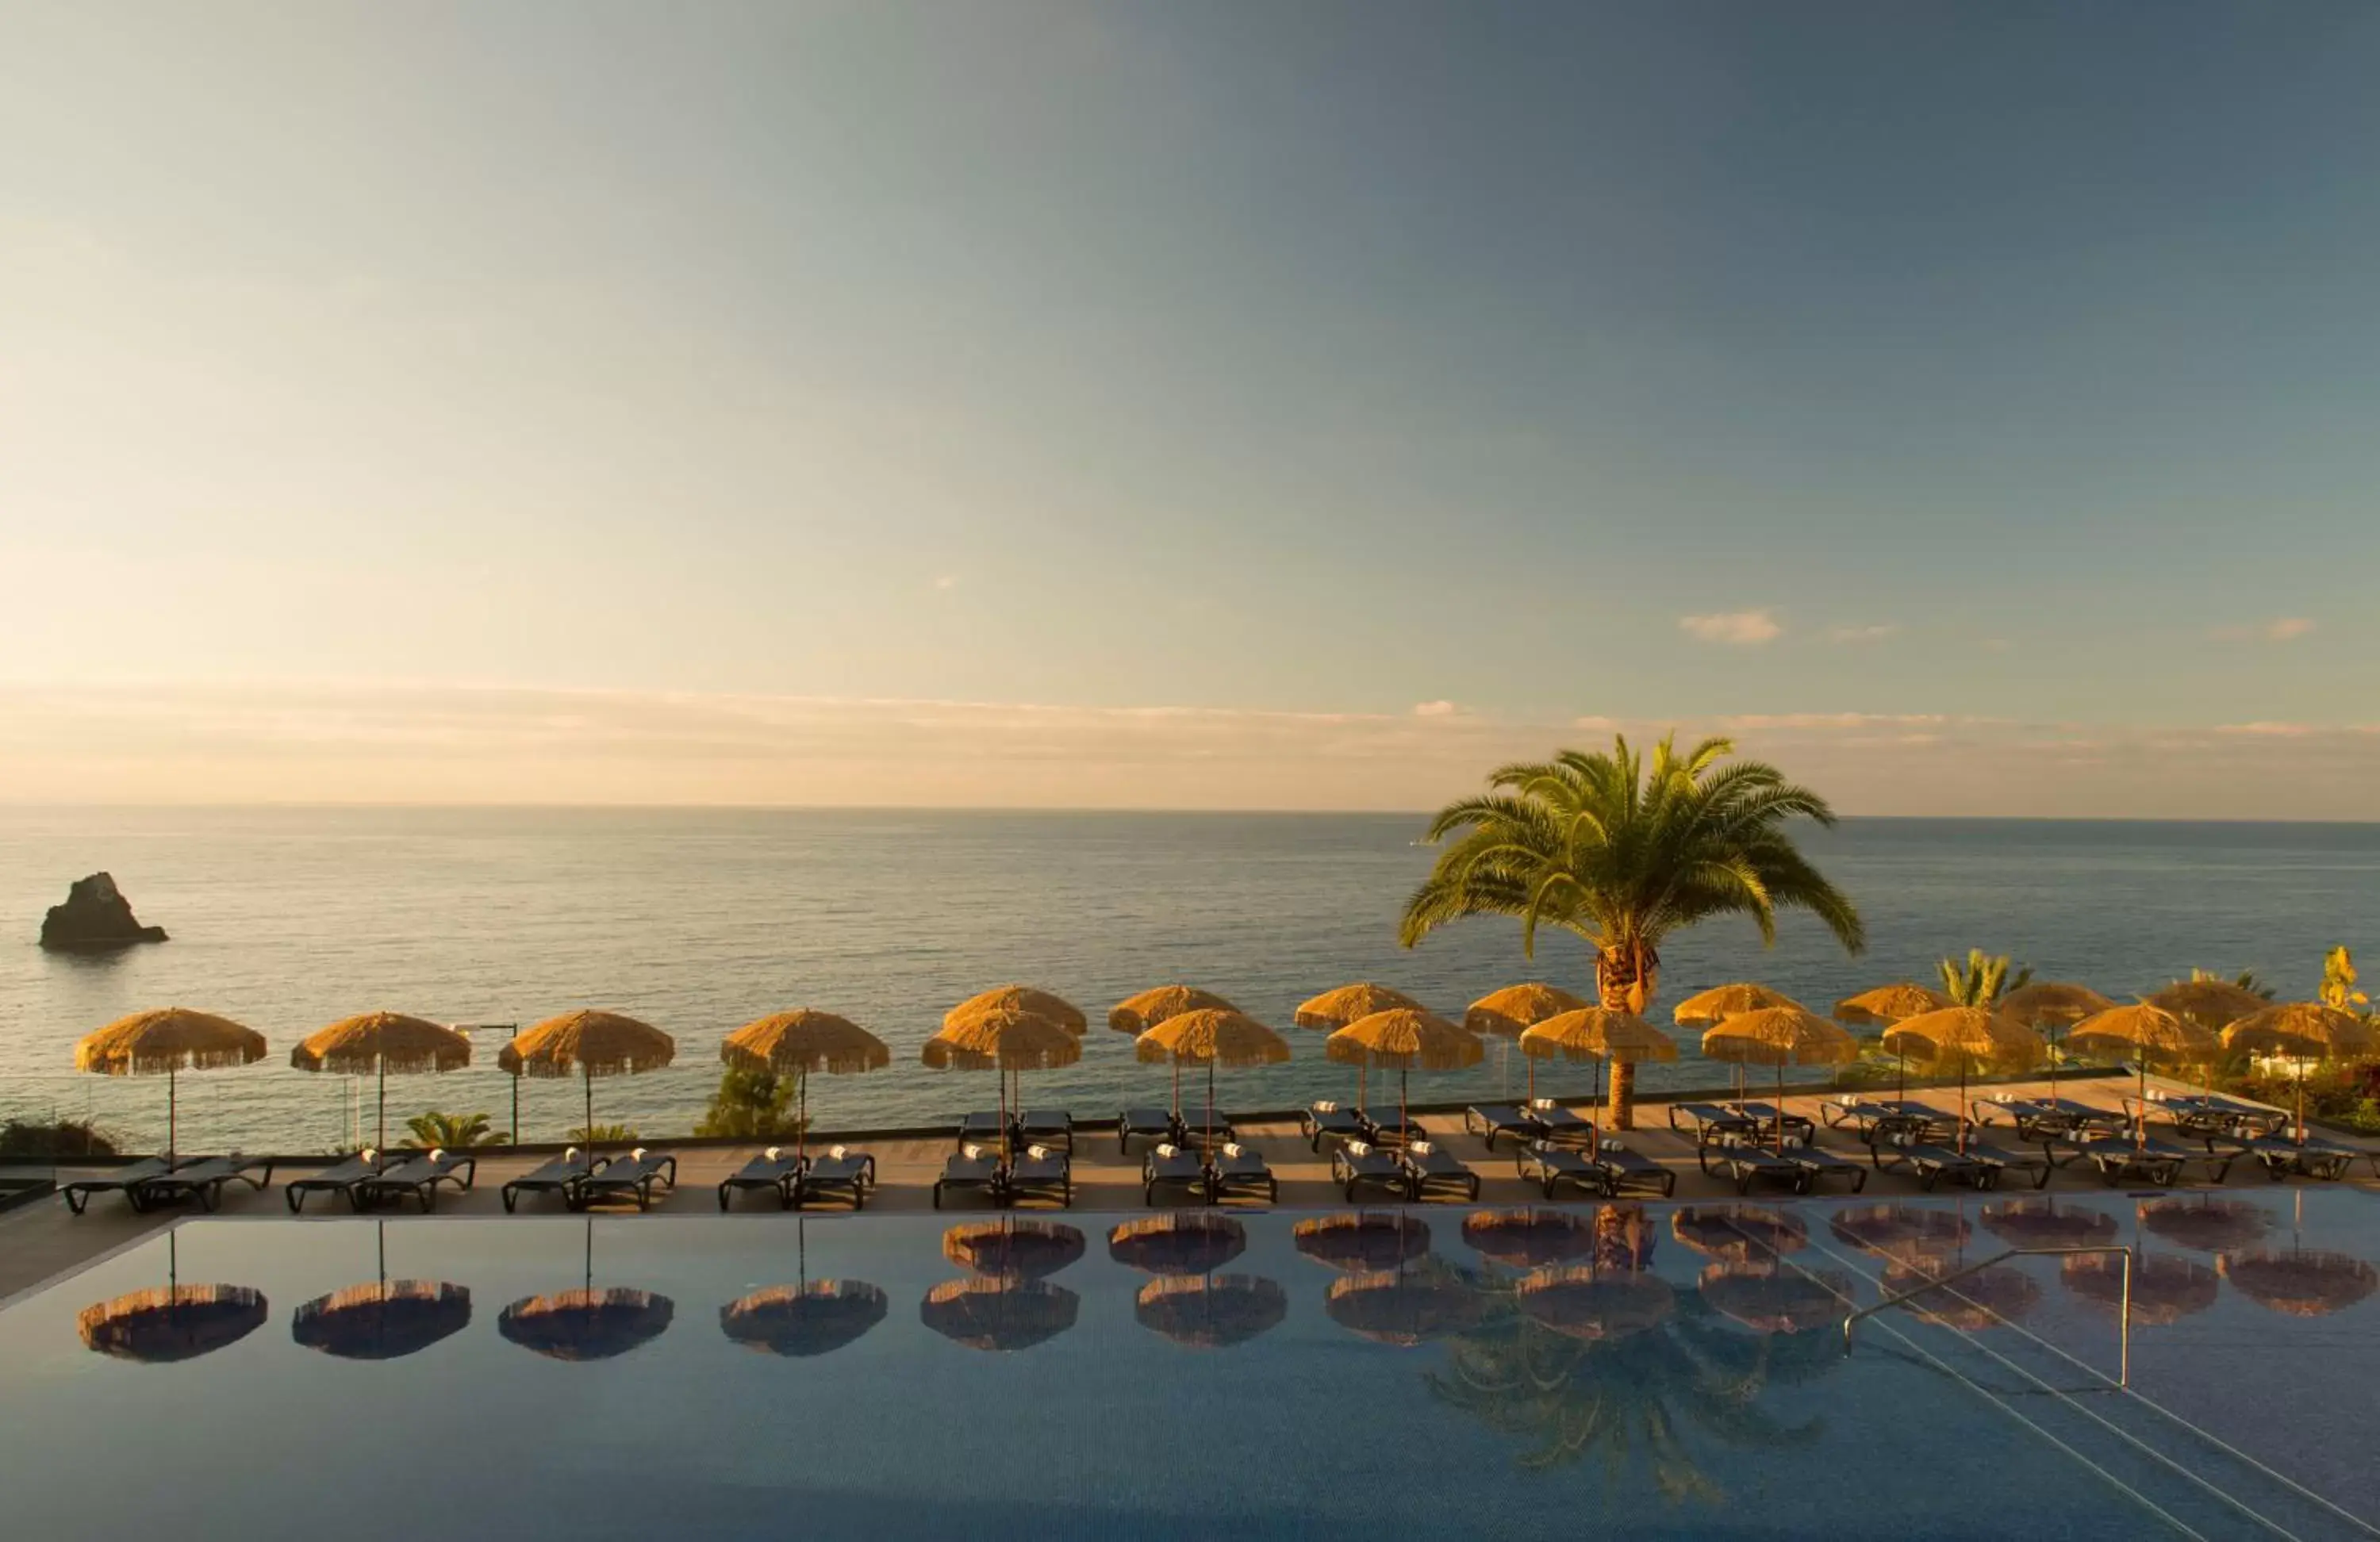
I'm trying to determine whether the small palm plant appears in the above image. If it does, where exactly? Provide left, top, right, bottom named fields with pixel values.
left=1937, top=949, right=2033, bottom=1008
left=2194, top=966, right=2276, bottom=1002
left=2321, top=946, right=2369, bottom=1018
left=403, top=1110, right=507, bottom=1149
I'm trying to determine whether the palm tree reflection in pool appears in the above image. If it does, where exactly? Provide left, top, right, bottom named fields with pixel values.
left=1426, top=1202, right=1841, bottom=1504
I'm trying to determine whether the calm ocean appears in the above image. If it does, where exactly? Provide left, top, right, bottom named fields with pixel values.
left=4, top=807, right=2377, bottom=1153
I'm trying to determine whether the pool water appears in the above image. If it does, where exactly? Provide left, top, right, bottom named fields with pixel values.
left=3, top=1191, right=2376, bottom=1540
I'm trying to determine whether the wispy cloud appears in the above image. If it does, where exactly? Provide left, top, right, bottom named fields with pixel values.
left=2210, top=617, right=2315, bottom=643
left=1679, top=609, right=1781, bottom=646
left=1411, top=700, right=1460, bottom=718
left=1827, top=623, right=1898, bottom=645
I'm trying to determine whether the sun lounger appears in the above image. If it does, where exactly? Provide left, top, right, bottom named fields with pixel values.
left=1118, top=1108, right=1177, bottom=1153
left=1514, top=1141, right=1611, bottom=1200
left=1827, top=1098, right=1960, bottom=1144
left=1017, top=1110, right=1075, bottom=1155
left=797, top=1150, right=875, bottom=1210
left=1173, top=1114, right=1237, bottom=1152
left=2061, top=1135, right=2231, bottom=1187
left=958, top=1111, right=1008, bottom=1150
left=355, top=1149, right=478, bottom=1212
left=1464, top=1105, right=1542, bottom=1152
left=131, top=1154, right=275, bottom=1212
left=1358, top=1111, right=1425, bottom=1149
left=1699, top=1136, right=1810, bottom=1196
left=1669, top=1103, right=1760, bottom=1146
left=502, top=1151, right=606, bottom=1213
left=1400, top=1143, right=1480, bottom=1203
left=1004, top=1149, right=1072, bottom=1208
left=571, top=1149, right=676, bottom=1210
left=1729, top=1102, right=1818, bottom=1145
left=1143, top=1145, right=1208, bottom=1206
left=2146, top=1092, right=2289, bottom=1145
left=2246, top=1133, right=2365, bottom=1183
left=1591, top=1139, right=1678, bottom=1197
left=1330, top=1143, right=1409, bottom=1202
left=285, top=1151, right=401, bottom=1214
left=933, top=1151, right=1000, bottom=1209
left=1974, top=1095, right=2127, bottom=1147
left=1871, top=1137, right=1990, bottom=1191
left=717, top=1151, right=804, bottom=1210
left=1781, top=1142, right=1867, bottom=1194
left=1299, top=1104, right=1365, bottom=1152
left=1208, top=1143, right=1277, bottom=1205
left=61, top=1156, right=178, bottom=1215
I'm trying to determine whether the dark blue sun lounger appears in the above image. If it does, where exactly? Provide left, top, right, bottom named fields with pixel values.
left=355, top=1150, right=478, bottom=1212
left=1004, top=1150, right=1072, bottom=1208
left=286, top=1151, right=401, bottom=1214
left=502, top=1151, right=605, bottom=1212
left=1330, top=1144, right=1409, bottom=1202
left=934, top=1151, right=1000, bottom=1209
left=1299, top=1105, right=1365, bottom=1152
left=1400, top=1144, right=1480, bottom=1202
left=1143, top=1146, right=1207, bottom=1206
left=62, top=1156, right=178, bottom=1215
left=1209, top=1144, right=1277, bottom=1204
left=132, top=1154, right=274, bottom=1212
left=1119, top=1108, right=1177, bottom=1153
left=1516, top=1141, right=1611, bottom=1200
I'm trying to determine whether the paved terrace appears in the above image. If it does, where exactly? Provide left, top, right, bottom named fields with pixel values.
left=8, top=1072, right=2374, bottom=1301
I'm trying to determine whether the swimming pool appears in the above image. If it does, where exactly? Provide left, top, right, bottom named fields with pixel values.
left=4, top=1190, right=2375, bottom=1540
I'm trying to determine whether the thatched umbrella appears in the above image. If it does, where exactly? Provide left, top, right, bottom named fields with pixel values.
left=947, top=985, right=1087, bottom=1038
left=1829, top=1203, right=1971, bottom=1264
left=1880, top=1008, right=2044, bottom=1145
left=1467, top=984, right=1589, bottom=1101
left=720, top=1009, right=890, bottom=1164
left=1672, top=983, right=1805, bottom=1030
left=1135, top=1008, right=1290, bottom=1149
left=940, top=1218, right=1086, bottom=1280
left=2137, top=1196, right=2269, bottom=1256
left=1461, top=1207, right=1598, bottom=1270
left=2146, top=977, right=2272, bottom=1034
left=1882, top=1259, right=2040, bottom=1331
left=497, top=1011, right=675, bottom=1150
left=1979, top=1198, right=2119, bottom=1250
left=1700, top=1007, right=1858, bottom=1152
left=1109, top=984, right=1239, bottom=1036
left=78, top=1233, right=265, bottom=1363
left=1325, top=1260, right=1484, bottom=1347
left=290, top=1012, right=472, bottom=1153
left=1134, top=1274, right=1287, bottom=1350
left=720, top=1279, right=889, bottom=1357
left=1998, top=982, right=2119, bottom=1110
left=1833, top=984, right=1953, bottom=1027
left=1671, top=1204, right=1808, bottom=1262
left=2221, top=1249, right=2380, bottom=1318
left=1293, top=1210, right=1430, bottom=1272
left=291, top=1220, right=470, bottom=1360
left=919, top=1007, right=1081, bottom=1163
left=1297, top=984, right=1424, bottom=1107
left=920, top=1276, right=1080, bottom=1352
left=2221, top=1003, right=2379, bottom=1145
left=2061, top=1252, right=2216, bottom=1327
left=1326, top=1008, right=1481, bottom=1134
left=1519, top=1007, right=1677, bottom=1122
left=1699, top=1262, right=1854, bottom=1335
left=74, top=1007, right=267, bottom=1163
left=1107, top=1213, right=1247, bottom=1277
left=497, top=1216, right=673, bottom=1361
left=1513, top=1262, right=1675, bottom=1343
left=2066, top=1004, right=2216, bottom=1148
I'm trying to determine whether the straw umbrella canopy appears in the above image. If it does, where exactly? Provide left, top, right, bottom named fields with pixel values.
left=2138, top=1196, right=2270, bottom=1256
left=2221, top=1003, right=2380, bottom=1145
left=1882, top=1260, right=2040, bottom=1331
left=720, top=1280, right=889, bottom=1357
left=1520, top=1007, right=1677, bottom=1118
left=1671, top=1204, right=1808, bottom=1262
left=720, top=1009, right=891, bottom=1164
left=947, top=985, right=1087, bottom=1038
left=1699, top=1262, right=1855, bottom=1336
left=1109, top=985, right=1239, bottom=1036
left=1135, top=1008, right=1290, bottom=1147
left=1699, top=1007, right=1858, bottom=1152
left=2147, top=977, right=2273, bottom=1034
left=2061, top=1252, right=2216, bottom=1327
left=1998, top=982, right=2117, bottom=1029
left=1298, top=984, right=1424, bottom=1107
left=1979, top=1198, right=2119, bottom=1250
left=1829, top=1203, right=1971, bottom=1264
left=74, top=1007, right=267, bottom=1163
left=1833, top=984, right=1953, bottom=1027
left=920, top=1276, right=1080, bottom=1352
left=1134, top=1274, right=1288, bottom=1350
left=919, top=1007, right=1081, bottom=1162
left=1467, top=984, right=1587, bottom=1101
left=497, top=1217, right=673, bottom=1361
left=1325, top=1008, right=1481, bottom=1133
left=497, top=1011, right=675, bottom=1149
left=291, top=1220, right=470, bottom=1361
left=290, top=1012, right=472, bottom=1153
left=1672, top=983, right=1804, bottom=1030
left=2221, top=1249, right=2380, bottom=1318
left=1293, top=1210, right=1430, bottom=1272
left=1513, top=1263, right=1675, bottom=1344
left=1108, top=1213, right=1248, bottom=1277
left=79, top=1233, right=266, bottom=1363
left=1461, top=1208, right=1598, bottom=1270
left=1880, top=1008, right=2044, bottom=1145
left=2066, top=1004, right=2217, bottom=1145
left=1325, top=1261, right=1485, bottom=1347
left=941, top=1219, right=1086, bottom=1280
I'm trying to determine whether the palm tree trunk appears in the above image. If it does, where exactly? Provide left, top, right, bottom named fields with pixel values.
left=1597, top=943, right=1658, bottom=1130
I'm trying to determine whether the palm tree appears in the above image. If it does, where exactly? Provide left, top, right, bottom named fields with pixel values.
left=1937, top=949, right=2032, bottom=1008
left=2195, top=966, right=2276, bottom=1002
left=401, top=1110, right=506, bottom=1149
left=2321, top=946, right=2368, bottom=1018
left=1400, top=734, right=1864, bottom=1128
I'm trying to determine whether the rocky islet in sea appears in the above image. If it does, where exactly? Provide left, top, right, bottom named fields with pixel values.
left=38, top=872, right=168, bottom=950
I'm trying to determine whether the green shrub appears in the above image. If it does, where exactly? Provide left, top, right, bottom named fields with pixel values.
left=694, top=1068, right=801, bottom=1138
left=403, top=1110, right=508, bottom=1149
left=0, top=1118, right=121, bottom=1157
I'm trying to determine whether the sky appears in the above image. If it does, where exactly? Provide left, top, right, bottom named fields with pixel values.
left=3, top=2, right=2378, bottom=812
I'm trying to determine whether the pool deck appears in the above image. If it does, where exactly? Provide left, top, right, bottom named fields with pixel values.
left=7, top=1072, right=2372, bottom=1301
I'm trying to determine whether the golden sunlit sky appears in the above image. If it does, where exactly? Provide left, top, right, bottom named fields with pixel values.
left=4, top=4, right=2377, bottom=813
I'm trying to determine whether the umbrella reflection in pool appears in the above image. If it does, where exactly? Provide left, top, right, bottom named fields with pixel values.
left=2219, top=1191, right=2379, bottom=1318
left=1515, top=1263, right=1675, bottom=1344
left=1461, top=1207, right=1597, bottom=1271
left=79, top=1230, right=267, bottom=1364
left=1326, top=1257, right=1484, bottom=1347
left=2062, top=1252, right=2216, bottom=1327
left=941, top=1218, right=1085, bottom=1280
left=497, top=1217, right=674, bottom=1361
left=920, top=1277, right=1080, bottom=1352
left=1670, top=1204, right=1808, bottom=1262
left=1978, top=1197, right=2119, bottom=1250
left=721, top=1215, right=889, bottom=1357
left=1134, top=1274, right=1288, bottom=1350
left=292, top=1220, right=470, bottom=1360
left=1108, top=1213, right=1246, bottom=1277
left=1829, top=1203, right=1970, bottom=1264
left=1698, top=1263, right=1852, bottom=1336
left=1881, top=1259, right=2040, bottom=1331
left=1294, top=1210, right=1430, bottom=1272
left=2136, top=1196, right=2269, bottom=1256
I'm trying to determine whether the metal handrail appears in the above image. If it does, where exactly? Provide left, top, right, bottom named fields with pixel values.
left=1844, top=1245, right=2134, bottom=1386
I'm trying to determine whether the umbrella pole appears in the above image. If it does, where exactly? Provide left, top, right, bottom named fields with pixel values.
left=167, top=1066, right=177, bottom=1165
left=1959, top=1061, right=1968, bottom=1155
left=1207, top=1057, right=1216, bottom=1153
left=583, top=1063, right=594, bottom=1151
left=1526, top=1050, right=1535, bottom=1104
left=377, top=1058, right=387, bottom=1153
left=1775, top=1061, right=1786, bottom=1156
left=798, top=1068, right=809, bottom=1166
left=1401, top=1062, right=1410, bottom=1141
left=1172, top=1057, right=1180, bottom=1122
